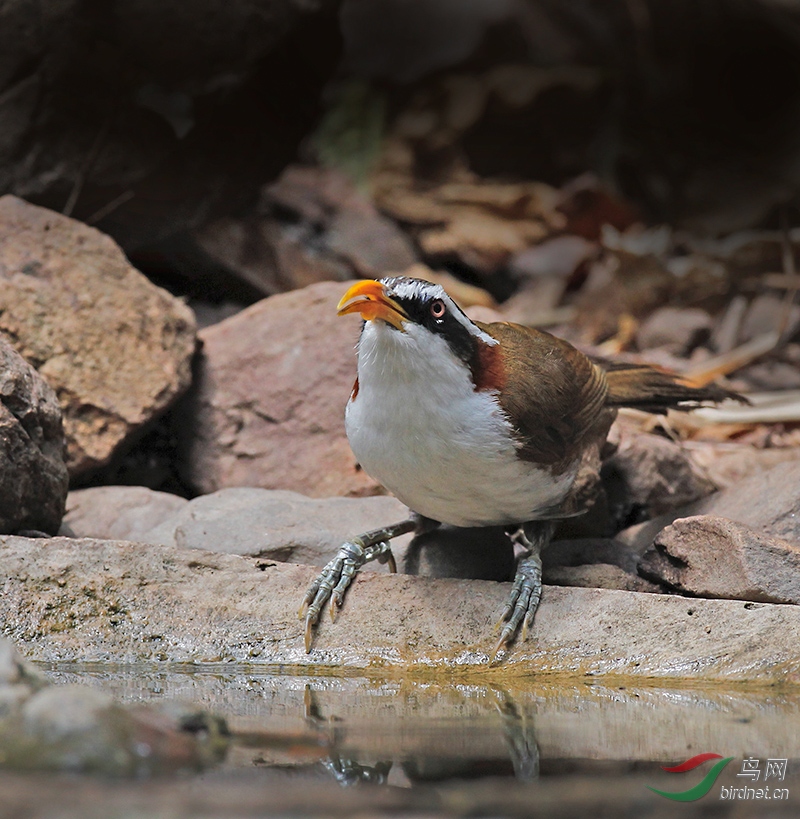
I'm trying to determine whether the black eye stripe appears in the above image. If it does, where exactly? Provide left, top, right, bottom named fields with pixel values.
left=393, top=293, right=475, bottom=365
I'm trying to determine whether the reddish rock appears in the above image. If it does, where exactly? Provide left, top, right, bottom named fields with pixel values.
left=0, top=336, right=67, bottom=534
left=0, top=197, right=197, bottom=477
left=639, top=515, right=800, bottom=604
left=177, top=281, right=379, bottom=497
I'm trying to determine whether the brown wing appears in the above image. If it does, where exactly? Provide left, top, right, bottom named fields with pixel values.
left=475, top=321, right=609, bottom=467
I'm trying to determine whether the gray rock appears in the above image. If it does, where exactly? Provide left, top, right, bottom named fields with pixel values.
left=63, top=486, right=188, bottom=542
left=140, top=486, right=413, bottom=567
left=635, top=306, right=713, bottom=354
left=545, top=563, right=664, bottom=594
left=602, top=426, right=716, bottom=521
left=544, top=538, right=639, bottom=574
left=619, top=459, right=800, bottom=554
left=0, top=335, right=68, bottom=534
left=692, top=459, right=800, bottom=541
left=7, top=684, right=227, bottom=775
left=687, top=442, right=800, bottom=491
left=542, top=538, right=664, bottom=593
left=176, top=281, right=380, bottom=498
left=0, top=635, right=227, bottom=775
left=640, top=515, right=800, bottom=604
left=740, top=293, right=800, bottom=344
left=2, top=534, right=800, bottom=683
left=326, top=209, right=418, bottom=276
left=0, top=197, right=197, bottom=476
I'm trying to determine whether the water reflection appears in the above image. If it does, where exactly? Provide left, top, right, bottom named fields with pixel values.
left=42, top=664, right=800, bottom=789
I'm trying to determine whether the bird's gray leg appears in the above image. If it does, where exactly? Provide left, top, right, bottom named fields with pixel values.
left=491, top=686, right=540, bottom=780
left=299, top=517, right=420, bottom=652
left=493, top=520, right=556, bottom=659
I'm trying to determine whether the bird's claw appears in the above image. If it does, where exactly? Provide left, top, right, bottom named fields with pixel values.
left=300, top=539, right=396, bottom=652
left=491, top=552, right=543, bottom=662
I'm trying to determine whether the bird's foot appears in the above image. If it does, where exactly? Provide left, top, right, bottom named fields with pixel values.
left=492, top=552, right=543, bottom=660
left=492, top=520, right=555, bottom=661
left=299, top=519, right=417, bottom=652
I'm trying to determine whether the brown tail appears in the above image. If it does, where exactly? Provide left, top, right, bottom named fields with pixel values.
left=603, top=363, right=747, bottom=413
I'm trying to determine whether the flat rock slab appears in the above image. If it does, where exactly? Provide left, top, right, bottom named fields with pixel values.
left=2, top=536, right=800, bottom=684
left=0, top=196, right=197, bottom=476
left=64, top=486, right=413, bottom=567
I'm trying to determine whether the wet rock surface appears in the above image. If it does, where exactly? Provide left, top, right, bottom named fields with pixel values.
left=176, top=281, right=378, bottom=498
left=0, top=197, right=197, bottom=477
left=0, top=336, right=68, bottom=534
left=2, top=534, right=800, bottom=683
left=0, top=637, right=227, bottom=775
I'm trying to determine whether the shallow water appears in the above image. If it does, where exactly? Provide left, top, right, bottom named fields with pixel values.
left=40, top=664, right=800, bottom=795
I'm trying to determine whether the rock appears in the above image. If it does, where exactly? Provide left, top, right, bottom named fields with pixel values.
left=177, top=281, right=378, bottom=497
left=634, top=306, right=712, bottom=354
left=63, top=486, right=188, bottom=542
left=109, top=0, right=301, bottom=91
left=601, top=425, right=716, bottom=523
left=541, top=538, right=663, bottom=593
left=327, top=209, right=417, bottom=276
left=0, top=637, right=227, bottom=774
left=0, top=197, right=197, bottom=477
left=639, top=515, right=800, bottom=604
left=691, top=459, right=800, bottom=542
left=3, top=535, right=800, bottom=684
left=1, top=2, right=330, bottom=257
left=544, top=563, right=663, bottom=594
left=740, top=359, right=800, bottom=391
left=7, top=684, right=227, bottom=775
left=403, top=525, right=514, bottom=580
left=543, top=538, right=639, bottom=574
left=619, top=458, right=800, bottom=556
left=130, top=486, right=413, bottom=566
left=0, top=335, right=68, bottom=535
left=193, top=216, right=351, bottom=298
left=686, top=442, right=800, bottom=491
left=509, top=235, right=596, bottom=280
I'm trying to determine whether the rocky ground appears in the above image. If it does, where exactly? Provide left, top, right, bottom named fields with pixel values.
left=0, top=185, right=799, bottom=782
left=1, top=1, right=800, bottom=807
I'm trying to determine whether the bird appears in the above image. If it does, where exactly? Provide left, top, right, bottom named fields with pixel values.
left=300, top=276, right=742, bottom=658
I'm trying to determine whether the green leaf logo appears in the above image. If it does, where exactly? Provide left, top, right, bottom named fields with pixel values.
left=648, top=754, right=734, bottom=802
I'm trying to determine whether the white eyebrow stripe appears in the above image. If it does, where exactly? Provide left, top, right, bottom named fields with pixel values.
left=382, top=276, right=498, bottom=346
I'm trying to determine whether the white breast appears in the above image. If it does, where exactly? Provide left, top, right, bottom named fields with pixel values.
left=345, top=321, right=577, bottom=527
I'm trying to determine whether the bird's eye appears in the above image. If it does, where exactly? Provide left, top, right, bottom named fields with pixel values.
left=430, top=299, right=446, bottom=319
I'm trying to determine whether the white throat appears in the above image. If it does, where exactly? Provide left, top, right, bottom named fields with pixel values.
left=344, top=320, right=577, bottom=527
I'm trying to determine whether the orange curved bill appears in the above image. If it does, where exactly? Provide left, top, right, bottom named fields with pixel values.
left=336, top=280, right=408, bottom=331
